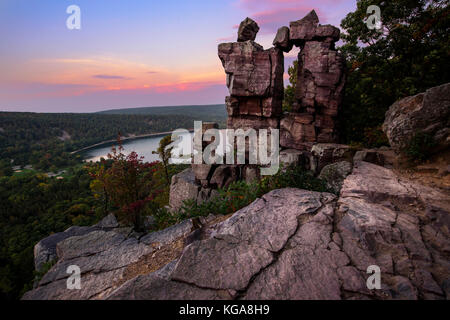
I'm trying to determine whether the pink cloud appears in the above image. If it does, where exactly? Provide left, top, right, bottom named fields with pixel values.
left=233, top=0, right=354, bottom=34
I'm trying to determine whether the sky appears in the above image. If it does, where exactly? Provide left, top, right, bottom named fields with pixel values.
left=0, top=0, right=356, bottom=113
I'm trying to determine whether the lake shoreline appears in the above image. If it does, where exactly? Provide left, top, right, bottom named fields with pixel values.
left=71, top=129, right=194, bottom=155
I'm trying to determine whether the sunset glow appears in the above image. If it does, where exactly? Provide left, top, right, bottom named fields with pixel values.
left=0, top=0, right=355, bottom=112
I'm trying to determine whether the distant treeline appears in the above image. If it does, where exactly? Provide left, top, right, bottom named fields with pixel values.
left=98, top=104, right=227, bottom=122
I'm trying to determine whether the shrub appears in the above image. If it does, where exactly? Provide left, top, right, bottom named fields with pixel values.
left=153, top=165, right=330, bottom=229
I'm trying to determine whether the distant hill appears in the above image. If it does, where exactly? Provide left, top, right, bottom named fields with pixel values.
left=98, top=104, right=227, bottom=123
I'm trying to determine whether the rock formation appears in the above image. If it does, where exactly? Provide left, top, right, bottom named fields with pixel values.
left=281, top=10, right=345, bottom=150
left=219, top=11, right=345, bottom=150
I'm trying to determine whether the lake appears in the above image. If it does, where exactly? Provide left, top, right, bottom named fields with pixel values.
left=82, top=130, right=233, bottom=164
left=82, top=132, right=194, bottom=164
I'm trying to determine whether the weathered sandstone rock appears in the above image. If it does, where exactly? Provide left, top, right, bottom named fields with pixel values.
left=382, top=83, right=450, bottom=153
left=290, top=10, right=319, bottom=44
left=33, top=214, right=118, bottom=271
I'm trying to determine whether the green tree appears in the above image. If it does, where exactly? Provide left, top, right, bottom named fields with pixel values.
left=283, top=60, right=299, bottom=112
left=338, top=0, right=449, bottom=146
left=153, top=135, right=174, bottom=186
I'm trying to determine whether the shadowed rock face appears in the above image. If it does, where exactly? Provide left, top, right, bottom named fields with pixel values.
left=237, top=17, right=260, bottom=42
left=23, top=161, right=450, bottom=300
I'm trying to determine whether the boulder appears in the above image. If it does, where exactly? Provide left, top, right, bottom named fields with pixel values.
left=314, top=25, right=340, bottom=41
left=382, top=83, right=450, bottom=153
left=280, top=149, right=304, bottom=167
left=311, top=143, right=355, bottom=172
left=33, top=214, right=119, bottom=271
left=353, top=149, right=385, bottom=166
left=290, top=10, right=319, bottom=43
left=318, top=161, right=353, bottom=194
left=169, top=168, right=199, bottom=210
left=273, top=26, right=292, bottom=52
left=192, top=164, right=215, bottom=181
left=237, top=17, right=259, bottom=42
left=243, top=165, right=260, bottom=184
left=94, top=213, right=118, bottom=229
left=33, top=226, right=94, bottom=271
left=209, top=165, right=240, bottom=189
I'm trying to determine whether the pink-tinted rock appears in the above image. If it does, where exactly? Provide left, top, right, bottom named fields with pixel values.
left=218, top=41, right=271, bottom=97
left=290, top=10, right=319, bottom=44
left=280, top=113, right=316, bottom=150
left=315, top=25, right=340, bottom=41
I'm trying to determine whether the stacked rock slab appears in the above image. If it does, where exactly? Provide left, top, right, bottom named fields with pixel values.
left=219, top=18, right=284, bottom=131
left=281, top=10, right=345, bottom=150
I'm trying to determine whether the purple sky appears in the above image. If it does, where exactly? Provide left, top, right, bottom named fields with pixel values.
left=0, top=0, right=356, bottom=112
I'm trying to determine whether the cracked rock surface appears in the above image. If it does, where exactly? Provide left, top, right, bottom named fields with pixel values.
left=23, top=161, right=450, bottom=300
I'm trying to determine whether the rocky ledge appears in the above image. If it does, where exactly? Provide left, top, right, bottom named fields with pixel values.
left=23, top=160, right=450, bottom=300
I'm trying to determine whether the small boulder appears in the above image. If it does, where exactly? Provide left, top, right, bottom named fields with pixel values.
left=94, top=213, right=119, bottom=229
left=209, top=165, right=240, bottom=189
left=33, top=225, right=95, bottom=271
left=311, top=143, right=355, bottom=173
left=273, top=26, right=292, bottom=52
left=237, top=17, right=260, bottom=42
left=169, top=168, right=200, bottom=210
left=314, top=25, right=340, bottom=41
left=290, top=10, right=319, bottom=43
left=318, top=161, right=353, bottom=194
left=353, top=150, right=385, bottom=166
